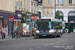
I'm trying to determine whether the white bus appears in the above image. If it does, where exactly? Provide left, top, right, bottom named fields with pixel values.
left=34, top=19, right=65, bottom=38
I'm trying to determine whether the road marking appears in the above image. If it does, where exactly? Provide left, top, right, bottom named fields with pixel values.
left=29, top=48, right=33, bottom=50
left=50, top=43, right=55, bottom=45
left=44, top=44, right=50, bottom=46
left=56, top=42, right=60, bottom=43
left=60, top=40, right=64, bottom=42
left=35, top=46, right=42, bottom=48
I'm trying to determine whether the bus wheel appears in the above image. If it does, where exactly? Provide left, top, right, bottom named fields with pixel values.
left=58, top=34, right=62, bottom=37
left=39, top=36, right=42, bottom=38
left=34, top=36, right=39, bottom=39
left=53, top=35, right=57, bottom=38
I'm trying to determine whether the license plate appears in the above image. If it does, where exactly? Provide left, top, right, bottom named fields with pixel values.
left=41, top=31, right=44, bottom=33
left=42, top=35, right=46, bottom=36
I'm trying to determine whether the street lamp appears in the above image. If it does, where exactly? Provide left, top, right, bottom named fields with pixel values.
left=55, top=0, right=56, bottom=17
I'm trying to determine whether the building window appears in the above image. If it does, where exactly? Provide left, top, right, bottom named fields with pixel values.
left=31, top=10, right=33, bottom=13
left=16, top=1, right=22, bottom=6
left=31, top=3, right=33, bottom=5
left=60, top=0, right=63, bottom=4
left=56, top=0, right=59, bottom=4
left=68, top=11, right=75, bottom=16
left=34, top=10, right=35, bottom=13
left=27, top=9, right=28, bottom=11
left=34, top=3, right=35, bottom=6
left=15, top=7, right=17, bottom=9
left=48, top=0, right=49, bottom=4
left=24, top=8, right=25, bottom=10
left=19, top=7, right=20, bottom=9
left=21, top=8, right=23, bottom=10
left=69, top=0, right=72, bottom=4
left=73, top=0, right=75, bottom=4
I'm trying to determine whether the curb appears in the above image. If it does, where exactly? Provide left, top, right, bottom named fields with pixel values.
left=0, top=37, right=34, bottom=41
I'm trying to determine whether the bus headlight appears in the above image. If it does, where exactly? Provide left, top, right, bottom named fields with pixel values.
left=49, top=30, right=55, bottom=34
left=36, top=30, right=40, bottom=33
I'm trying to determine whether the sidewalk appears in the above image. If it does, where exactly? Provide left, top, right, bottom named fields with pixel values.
left=0, top=35, right=12, bottom=41
left=0, top=35, right=34, bottom=41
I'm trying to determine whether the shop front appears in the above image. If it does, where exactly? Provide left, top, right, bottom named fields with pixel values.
left=25, top=13, right=39, bottom=36
left=0, top=16, right=3, bottom=36
left=0, top=11, right=14, bottom=36
left=22, top=12, right=32, bottom=37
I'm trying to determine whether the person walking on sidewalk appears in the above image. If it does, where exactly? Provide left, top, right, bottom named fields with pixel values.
left=4, top=26, right=7, bottom=39
left=1, top=26, right=4, bottom=40
left=32, top=28, right=36, bottom=36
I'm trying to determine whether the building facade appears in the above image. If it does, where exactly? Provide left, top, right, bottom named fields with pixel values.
left=38, top=0, right=75, bottom=22
left=38, top=0, right=55, bottom=19
left=0, top=0, right=39, bottom=36
left=55, top=0, right=75, bottom=22
left=0, top=0, right=15, bottom=36
left=15, top=0, right=39, bottom=36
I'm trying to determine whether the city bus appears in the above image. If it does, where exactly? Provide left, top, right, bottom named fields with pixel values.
left=34, top=19, right=65, bottom=38
left=65, top=22, right=75, bottom=33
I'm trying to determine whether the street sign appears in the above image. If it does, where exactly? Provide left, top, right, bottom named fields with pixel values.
left=9, top=16, right=14, bottom=21
left=14, top=15, right=18, bottom=19
left=26, top=19, right=31, bottom=21
left=31, top=16, right=35, bottom=19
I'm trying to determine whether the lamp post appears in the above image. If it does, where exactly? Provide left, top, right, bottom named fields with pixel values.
left=55, top=0, right=56, bottom=17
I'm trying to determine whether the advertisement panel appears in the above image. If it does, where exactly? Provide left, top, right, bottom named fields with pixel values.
left=23, top=23, right=30, bottom=35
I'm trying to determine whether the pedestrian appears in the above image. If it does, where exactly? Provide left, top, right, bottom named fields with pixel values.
left=4, top=26, right=7, bottom=39
left=11, top=29, right=15, bottom=39
left=0, top=28, right=1, bottom=34
left=32, top=28, right=36, bottom=36
left=1, top=26, right=4, bottom=40
left=15, top=28, right=18, bottom=38
left=11, top=30, right=14, bottom=39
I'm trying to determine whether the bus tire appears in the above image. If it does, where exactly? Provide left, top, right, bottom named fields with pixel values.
left=53, top=35, right=57, bottom=38
left=34, top=36, right=39, bottom=39
left=39, top=36, right=42, bottom=38
left=58, top=34, right=62, bottom=37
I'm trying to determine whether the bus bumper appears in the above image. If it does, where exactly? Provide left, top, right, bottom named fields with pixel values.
left=36, top=33, right=62, bottom=37
left=36, top=33, right=55, bottom=37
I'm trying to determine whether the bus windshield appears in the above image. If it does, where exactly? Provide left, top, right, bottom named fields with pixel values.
left=51, top=22, right=62, bottom=29
left=36, top=22, right=51, bottom=30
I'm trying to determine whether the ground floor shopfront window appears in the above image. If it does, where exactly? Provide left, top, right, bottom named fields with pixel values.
left=0, top=20, right=2, bottom=36
left=4, top=19, right=8, bottom=35
left=9, top=20, right=21, bottom=37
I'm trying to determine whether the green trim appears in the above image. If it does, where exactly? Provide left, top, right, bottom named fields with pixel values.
left=65, top=28, right=75, bottom=30
left=65, top=22, right=74, bottom=23
left=65, top=28, right=68, bottom=29
left=51, top=20, right=62, bottom=22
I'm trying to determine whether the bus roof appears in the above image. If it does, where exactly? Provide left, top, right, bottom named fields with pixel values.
left=65, top=22, right=74, bottom=23
left=36, top=19, right=63, bottom=22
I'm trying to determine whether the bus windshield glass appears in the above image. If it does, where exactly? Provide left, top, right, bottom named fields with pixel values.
left=51, top=22, right=62, bottom=29
left=36, top=22, right=51, bottom=30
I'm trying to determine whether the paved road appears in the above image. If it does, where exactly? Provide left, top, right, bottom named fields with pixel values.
left=0, top=32, right=75, bottom=50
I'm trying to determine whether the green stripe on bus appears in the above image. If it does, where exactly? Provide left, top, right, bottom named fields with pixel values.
left=51, top=20, right=62, bottom=22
